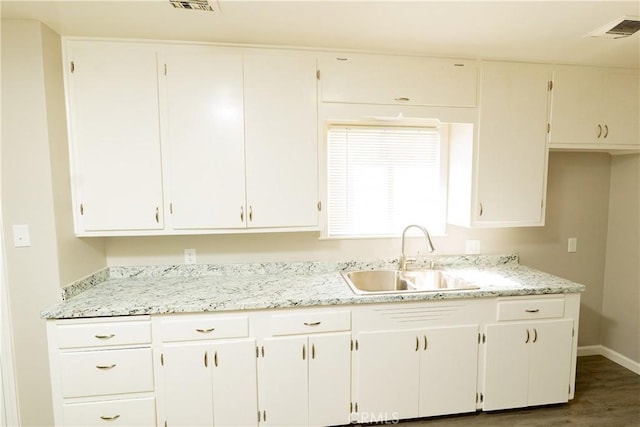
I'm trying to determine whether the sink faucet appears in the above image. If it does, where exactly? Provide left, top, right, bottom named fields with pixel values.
left=400, top=224, right=435, bottom=271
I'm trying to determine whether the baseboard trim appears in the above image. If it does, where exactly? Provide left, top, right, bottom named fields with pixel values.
left=578, top=345, right=640, bottom=375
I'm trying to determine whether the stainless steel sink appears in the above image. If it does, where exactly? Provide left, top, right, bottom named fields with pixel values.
left=341, top=269, right=479, bottom=295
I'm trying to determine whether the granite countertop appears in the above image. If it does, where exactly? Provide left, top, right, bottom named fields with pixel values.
left=41, top=254, right=585, bottom=320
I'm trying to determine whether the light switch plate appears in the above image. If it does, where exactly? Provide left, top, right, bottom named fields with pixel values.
left=12, top=224, right=31, bottom=247
left=568, top=237, right=577, bottom=253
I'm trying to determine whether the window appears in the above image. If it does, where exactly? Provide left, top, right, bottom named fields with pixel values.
left=327, top=124, right=447, bottom=238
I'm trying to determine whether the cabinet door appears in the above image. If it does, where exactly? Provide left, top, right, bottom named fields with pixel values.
left=211, top=339, right=258, bottom=427
left=602, top=70, right=640, bottom=146
left=66, top=42, right=163, bottom=232
left=160, top=343, right=214, bottom=426
left=320, top=54, right=477, bottom=107
left=549, top=66, right=603, bottom=145
left=418, top=325, right=478, bottom=417
left=243, top=52, right=319, bottom=228
left=527, top=319, right=573, bottom=406
left=476, top=62, right=550, bottom=225
left=258, top=336, right=308, bottom=426
left=355, top=330, right=420, bottom=422
left=482, top=323, right=530, bottom=411
left=162, top=49, right=247, bottom=230
left=308, top=333, right=351, bottom=427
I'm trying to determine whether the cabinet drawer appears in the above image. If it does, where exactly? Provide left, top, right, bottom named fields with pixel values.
left=497, top=298, right=565, bottom=321
left=60, top=348, right=153, bottom=398
left=160, top=315, right=248, bottom=342
left=63, top=397, right=156, bottom=426
left=270, top=310, right=351, bottom=336
left=57, top=321, right=151, bottom=349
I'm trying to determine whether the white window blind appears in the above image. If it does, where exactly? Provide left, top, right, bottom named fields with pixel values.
left=327, top=125, right=446, bottom=237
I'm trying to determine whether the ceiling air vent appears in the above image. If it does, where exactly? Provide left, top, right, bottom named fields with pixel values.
left=169, top=0, right=216, bottom=12
left=588, top=16, right=640, bottom=39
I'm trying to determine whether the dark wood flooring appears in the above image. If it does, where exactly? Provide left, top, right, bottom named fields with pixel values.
left=392, top=356, right=640, bottom=427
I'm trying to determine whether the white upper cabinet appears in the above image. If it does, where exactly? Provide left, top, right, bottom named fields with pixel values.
left=549, top=65, right=639, bottom=149
left=65, top=41, right=164, bottom=233
left=64, top=40, right=319, bottom=235
left=161, top=48, right=246, bottom=230
left=319, top=53, right=478, bottom=107
left=243, top=52, right=319, bottom=229
left=448, top=61, right=550, bottom=228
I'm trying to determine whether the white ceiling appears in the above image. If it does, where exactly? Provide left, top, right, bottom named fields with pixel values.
left=2, top=0, right=639, bottom=68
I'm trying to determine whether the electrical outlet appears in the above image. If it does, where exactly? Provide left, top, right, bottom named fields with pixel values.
left=465, top=240, right=481, bottom=255
left=184, top=248, right=196, bottom=264
left=568, top=238, right=577, bottom=253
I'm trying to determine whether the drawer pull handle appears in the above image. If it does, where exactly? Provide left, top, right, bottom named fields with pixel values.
left=96, top=364, right=116, bottom=370
left=303, top=321, right=321, bottom=326
left=525, top=309, right=540, bottom=313
left=196, top=328, right=215, bottom=333
left=394, top=97, right=410, bottom=101
left=94, top=334, right=115, bottom=340
left=100, top=415, right=120, bottom=421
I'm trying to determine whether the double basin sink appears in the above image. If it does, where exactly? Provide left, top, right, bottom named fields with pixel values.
left=342, top=269, right=479, bottom=295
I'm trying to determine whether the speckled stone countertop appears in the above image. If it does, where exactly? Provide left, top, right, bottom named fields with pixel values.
left=41, top=254, right=585, bottom=320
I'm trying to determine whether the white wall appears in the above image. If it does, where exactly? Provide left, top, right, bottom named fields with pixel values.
left=1, top=19, right=107, bottom=426
left=602, top=154, right=640, bottom=364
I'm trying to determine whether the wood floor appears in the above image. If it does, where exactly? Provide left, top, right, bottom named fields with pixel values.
left=394, top=356, right=640, bottom=427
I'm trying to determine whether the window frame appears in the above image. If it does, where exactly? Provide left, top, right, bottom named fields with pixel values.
left=321, top=120, right=449, bottom=239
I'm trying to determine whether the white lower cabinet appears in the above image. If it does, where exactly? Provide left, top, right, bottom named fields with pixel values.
left=418, top=325, right=479, bottom=417
left=63, top=397, right=156, bottom=427
left=46, top=317, right=156, bottom=427
left=482, top=319, right=574, bottom=411
left=257, top=333, right=351, bottom=427
left=160, top=339, right=258, bottom=427
left=355, top=325, right=479, bottom=423
left=47, top=295, right=580, bottom=426
left=154, top=314, right=257, bottom=427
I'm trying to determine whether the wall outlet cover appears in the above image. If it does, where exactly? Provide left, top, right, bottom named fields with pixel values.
left=184, top=248, right=196, bottom=264
left=465, top=240, right=481, bottom=255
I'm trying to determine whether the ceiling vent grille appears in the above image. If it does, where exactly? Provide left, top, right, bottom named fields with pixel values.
left=588, top=16, right=640, bottom=39
left=170, top=0, right=215, bottom=12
